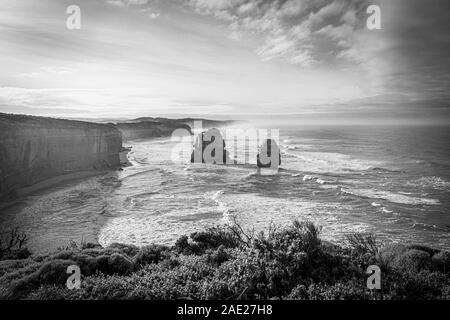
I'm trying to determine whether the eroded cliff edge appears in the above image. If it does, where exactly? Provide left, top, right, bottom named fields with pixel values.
left=114, top=120, right=192, bottom=141
left=0, top=114, right=235, bottom=198
left=0, top=113, right=122, bottom=197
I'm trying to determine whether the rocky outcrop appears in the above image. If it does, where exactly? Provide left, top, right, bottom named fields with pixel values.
left=113, top=121, right=192, bottom=141
left=257, top=139, right=281, bottom=168
left=190, top=128, right=229, bottom=164
left=132, top=117, right=238, bottom=129
left=0, top=113, right=122, bottom=197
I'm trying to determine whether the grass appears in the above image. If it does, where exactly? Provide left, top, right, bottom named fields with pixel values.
left=0, top=220, right=449, bottom=300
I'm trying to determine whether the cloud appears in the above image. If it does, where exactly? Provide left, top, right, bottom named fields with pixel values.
left=139, top=7, right=161, bottom=19
left=106, top=0, right=127, bottom=7
left=15, top=66, right=77, bottom=79
left=257, top=34, right=315, bottom=66
left=3, top=0, right=448, bottom=119
left=189, top=0, right=247, bottom=12
left=237, top=2, right=258, bottom=15
left=107, top=0, right=149, bottom=7
left=278, top=0, right=304, bottom=17
left=107, top=0, right=161, bottom=19
left=187, top=0, right=371, bottom=67
left=0, top=87, right=237, bottom=118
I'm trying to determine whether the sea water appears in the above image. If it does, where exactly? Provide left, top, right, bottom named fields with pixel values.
left=1, top=124, right=449, bottom=252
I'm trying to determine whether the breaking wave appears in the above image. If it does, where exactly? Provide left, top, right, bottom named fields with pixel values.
left=341, top=188, right=440, bottom=206
left=407, top=176, right=450, bottom=190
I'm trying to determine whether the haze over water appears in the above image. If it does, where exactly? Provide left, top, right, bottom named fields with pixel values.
left=1, top=123, right=450, bottom=253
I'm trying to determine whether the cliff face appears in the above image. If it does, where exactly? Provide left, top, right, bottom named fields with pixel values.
left=0, top=113, right=122, bottom=197
left=114, top=121, right=192, bottom=141
left=132, top=117, right=238, bottom=129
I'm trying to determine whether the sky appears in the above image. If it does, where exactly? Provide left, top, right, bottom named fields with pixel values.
left=0, top=0, right=449, bottom=124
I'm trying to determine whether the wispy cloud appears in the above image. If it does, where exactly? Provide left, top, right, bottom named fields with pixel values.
left=0, top=86, right=237, bottom=117
left=0, top=0, right=449, bottom=121
left=107, top=0, right=150, bottom=7
left=187, top=0, right=371, bottom=68
left=16, top=66, right=77, bottom=78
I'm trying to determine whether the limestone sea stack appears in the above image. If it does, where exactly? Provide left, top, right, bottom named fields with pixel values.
left=0, top=113, right=122, bottom=198
left=190, top=128, right=229, bottom=164
left=257, top=139, right=281, bottom=168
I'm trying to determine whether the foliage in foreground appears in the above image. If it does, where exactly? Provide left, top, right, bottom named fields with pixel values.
left=0, top=221, right=449, bottom=300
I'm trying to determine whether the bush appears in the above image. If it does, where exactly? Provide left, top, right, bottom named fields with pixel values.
left=303, top=282, right=373, bottom=300
left=395, top=249, right=431, bottom=273
left=0, top=228, right=29, bottom=260
left=378, top=244, right=434, bottom=273
left=377, top=244, right=408, bottom=270
left=205, top=245, right=231, bottom=266
left=107, top=243, right=140, bottom=257
left=96, top=253, right=133, bottom=276
left=286, top=284, right=309, bottom=300
left=346, top=233, right=379, bottom=256
left=9, top=259, right=76, bottom=298
left=174, top=226, right=241, bottom=255
left=0, top=259, right=36, bottom=277
left=1, top=220, right=449, bottom=300
left=28, top=285, right=76, bottom=300
left=431, top=251, right=450, bottom=274
left=1, top=248, right=32, bottom=260
left=382, top=269, right=449, bottom=299
left=407, top=245, right=439, bottom=256
left=77, top=274, right=136, bottom=300
left=133, top=245, right=169, bottom=268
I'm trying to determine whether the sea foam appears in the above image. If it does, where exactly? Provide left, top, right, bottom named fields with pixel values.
left=341, top=188, right=440, bottom=206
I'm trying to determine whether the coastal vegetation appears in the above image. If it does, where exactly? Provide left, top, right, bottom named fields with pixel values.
left=0, top=220, right=449, bottom=300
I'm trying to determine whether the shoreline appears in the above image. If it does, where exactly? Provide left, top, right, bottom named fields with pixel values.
left=0, top=170, right=110, bottom=205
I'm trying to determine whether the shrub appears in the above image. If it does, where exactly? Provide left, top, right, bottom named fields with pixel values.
left=9, top=259, right=76, bottom=298
left=107, top=243, right=140, bottom=257
left=205, top=245, right=231, bottom=266
left=1, top=248, right=32, bottom=260
left=382, top=270, right=449, bottom=299
left=28, top=285, right=76, bottom=300
left=286, top=284, right=309, bottom=300
left=393, top=249, right=431, bottom=273
left=77, top=274, right=136, bottom=300
left=431, top=251, right=450, bottom=274
left=175, top=226, right=242, bottom=255
left=0, top=259, right=36, bottom=277
left=0, top=228, right=28, bottom=260
left=304, top=281, right=373, bottom=300
left=407, top=245, right=439, bottom=256
left=1, top=220, right=449, bottom=300
left=253, top=220, right=321, bottom=256
left=173, top=236, right=191, bottom=254
left=346, top=233, right=379, bottom=256
left=378, top=245, right=432, bottom=274
left=96, top=253, right=134, bottom=276
left=133, top=245, right=169, bottom=268
left=377, top=244, right=408, bottom=270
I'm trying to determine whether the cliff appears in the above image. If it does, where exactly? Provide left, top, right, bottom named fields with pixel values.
left=113, top=120, right=192, bottom=141
left=131, top=117, right=238, bottom=129
left=0, top=113, right=122, bottom=197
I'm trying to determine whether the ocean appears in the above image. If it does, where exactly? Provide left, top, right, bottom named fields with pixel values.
left=1, top=124, right=450, bottom=252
